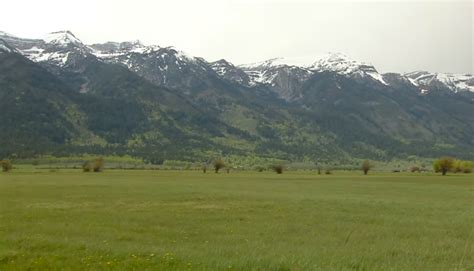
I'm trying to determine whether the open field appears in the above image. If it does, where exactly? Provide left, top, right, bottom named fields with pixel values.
left=0, top=170, right=472, bottom=270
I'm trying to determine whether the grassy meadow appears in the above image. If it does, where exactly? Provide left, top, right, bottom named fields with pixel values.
left=0, top=169, right=472, bottom=270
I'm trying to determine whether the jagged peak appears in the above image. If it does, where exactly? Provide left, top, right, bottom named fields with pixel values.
left=211, top=59, right=236, bottom=68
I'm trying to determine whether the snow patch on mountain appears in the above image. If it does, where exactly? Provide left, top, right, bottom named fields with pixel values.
left=24, top=47, right=70, bottom=66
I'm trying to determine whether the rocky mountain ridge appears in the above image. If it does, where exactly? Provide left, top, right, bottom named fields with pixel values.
left=1, top=30, right=473, bottom=162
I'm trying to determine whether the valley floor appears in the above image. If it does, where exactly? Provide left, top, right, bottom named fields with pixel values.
left=0, top=170, right=472, bottom=270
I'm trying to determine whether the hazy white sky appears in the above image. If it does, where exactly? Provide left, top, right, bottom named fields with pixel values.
left=1, top=0, right=472, bottom=73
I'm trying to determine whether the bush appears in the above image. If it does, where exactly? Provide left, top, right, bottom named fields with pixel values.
left=362, top=160, right=372, bottom=175
left=82, top=161, right=92, bottom=172
left=325, top=169, right=332, bottom=175
left=452, top=159, right=473, bottom=173
left=433, top=157, right=454, bottom=175
left=272, top=164, right=283, bottom=174
left=411, top=166, right=420, bottom=173
left=92, top=158, right=105, bottom=172
left=0, top=160, right=13, bottom=172
left=213, top=159, right=225, bottom=173
left=82, top=158, right=104, bottom=173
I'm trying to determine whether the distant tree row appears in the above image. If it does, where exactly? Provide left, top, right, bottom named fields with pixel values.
left=202, top=159, right=375, bottom=175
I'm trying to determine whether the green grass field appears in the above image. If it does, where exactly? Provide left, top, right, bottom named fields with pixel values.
left=0, top=170, right=472, bottom=270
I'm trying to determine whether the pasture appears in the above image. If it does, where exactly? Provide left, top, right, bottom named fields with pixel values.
left=0, top=170, right=472, bottom=270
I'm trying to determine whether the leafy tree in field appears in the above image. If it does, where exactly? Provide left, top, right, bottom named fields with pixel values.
left=362, top=160, right=372, bottom=175
left=272, top=164, right=284, bottom=174
left=433, top=157, right=454, bottom=175
left=0, top=160, right=12, bottom=172
left=213, top=159, right=225, bottom=173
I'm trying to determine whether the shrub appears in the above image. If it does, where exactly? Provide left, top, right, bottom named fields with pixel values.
left=82, top=158, right=104, bottom=173
left=0, top=160, right=13, bottom=172
left=453, top=160, right=473, bottom=173
left=411, top=166, right=420, bottom=173
left=272, top=164, right=283, bottom=174
left=452, top=159, right=473, bottom=173
left=213, top=159, right=225, bottom=173
left=92, top=158, right=105, bottom=172
left=433, top=157, right=454, bottom=175
left=82, top=161, right=92, bottom=172
left=362, top=160, right=372, bottom=175
left=325, top=169, right=332, bottom=175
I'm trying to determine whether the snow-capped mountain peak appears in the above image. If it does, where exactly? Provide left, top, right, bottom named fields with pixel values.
left=43, top=30, right=83, bottom=46
left=310, top=52, right=387, bottom=85
left=16, top=31, right=92, bottom=67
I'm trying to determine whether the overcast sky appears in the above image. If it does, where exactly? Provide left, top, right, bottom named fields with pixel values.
left=1, top=0, right=472, bottom=73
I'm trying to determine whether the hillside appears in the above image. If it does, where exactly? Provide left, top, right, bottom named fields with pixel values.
left=1, top=31, right=473, bottom=162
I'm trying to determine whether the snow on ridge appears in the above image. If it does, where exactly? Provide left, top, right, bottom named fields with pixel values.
left=405, top=71, right=474, bottom=93
left=238, top=58, right=313, bottom=86
left=0, top=42, right=12, bottom=52
left=0, top=31, right=17, bottom=38
left=436, top=73, right=474, bottom=92
left=239, top=57, right=306, bottom=70
left=210, top=59, right=234, bottom=76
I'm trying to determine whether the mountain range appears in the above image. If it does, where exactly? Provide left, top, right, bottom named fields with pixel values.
left=1, top=30, right=473, bottom=163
